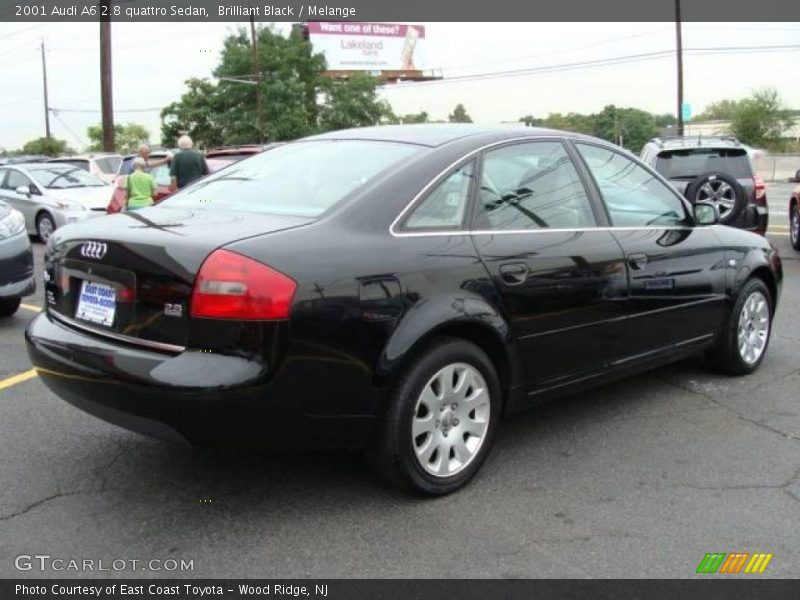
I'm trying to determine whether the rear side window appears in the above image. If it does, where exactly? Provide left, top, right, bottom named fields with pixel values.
left=402, top=161, right=474, bottom=231
left=163, top=140, right=422, bottom=218
left=475, top=141, right=596, bottom=230
left=655, top=148, right=752, bottom=179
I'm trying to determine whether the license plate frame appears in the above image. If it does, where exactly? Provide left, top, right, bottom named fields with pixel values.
left=75, top=280, right=117, bottom=327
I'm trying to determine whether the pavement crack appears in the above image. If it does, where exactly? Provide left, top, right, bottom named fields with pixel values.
left=0, top=488, right=104, bottom=522
left=774, top=333, right=800, bottom=345
left=655, top=375, right=800, bottom=443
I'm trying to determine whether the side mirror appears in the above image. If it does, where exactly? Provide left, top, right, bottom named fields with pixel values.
left=693, top=201, right=719, bottom=226
left=14, top=185, right=30, bottom=196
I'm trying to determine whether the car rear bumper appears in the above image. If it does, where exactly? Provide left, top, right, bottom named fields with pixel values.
left=729, top=203, right=768, bottom=236
left=0, top=230, right=35, bottom=298
left=25, top=311, right=377, bottom=447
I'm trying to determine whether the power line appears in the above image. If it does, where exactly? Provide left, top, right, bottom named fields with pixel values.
left=383, top=44, right=800, bottom=88
left=49, top=107, right=162, bottom=113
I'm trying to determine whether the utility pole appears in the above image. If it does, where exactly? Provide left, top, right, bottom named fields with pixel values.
left=100, top=1, right=115, bottom=152
left=675, top=0, right=685, bottom=136
left=249, top=13, right=264, bottom=142
left=40, top=39, right=51, bottom=138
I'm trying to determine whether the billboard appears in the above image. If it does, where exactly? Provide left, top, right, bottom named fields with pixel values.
left=307, top=22, right=427, bottom=72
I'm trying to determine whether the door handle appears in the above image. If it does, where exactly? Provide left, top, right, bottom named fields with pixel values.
left=499, top=263, right=528, bottom=285
left=628, top=253, right=648, bottom=270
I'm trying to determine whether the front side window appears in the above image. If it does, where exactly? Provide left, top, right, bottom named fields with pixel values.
left=576, top=143, right=690, bottom=227
left=402, top=161, right=474, bottom=231
left=163, top=140, right=422, bottom=218
left=474, top=141, right=596, bottom=230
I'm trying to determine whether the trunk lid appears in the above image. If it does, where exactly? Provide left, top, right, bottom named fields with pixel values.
left=45, top=207, right=312, bottom=349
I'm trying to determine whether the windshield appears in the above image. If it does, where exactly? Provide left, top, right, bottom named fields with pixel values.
left=162, top=140, right=423, bottom=217
left=655, top=148, right=752, bottom=179
left=28, top=166, right=108, bottom=189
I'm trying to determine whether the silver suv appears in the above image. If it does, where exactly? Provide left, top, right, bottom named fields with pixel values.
left=641, top=135, right=768, bottom=235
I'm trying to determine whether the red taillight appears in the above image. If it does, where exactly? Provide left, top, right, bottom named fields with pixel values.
left=753, top=175, right=766, bottom=204
left=190, top=249, right=296, bottom=320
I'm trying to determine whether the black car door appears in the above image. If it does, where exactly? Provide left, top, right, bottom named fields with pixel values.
left=470, top=140, right=629, bottom=392
left=573, top=142, right=727, bottom=359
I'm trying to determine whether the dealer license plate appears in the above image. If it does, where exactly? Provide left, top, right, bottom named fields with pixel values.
left=75, top=280, right=116, bottom=327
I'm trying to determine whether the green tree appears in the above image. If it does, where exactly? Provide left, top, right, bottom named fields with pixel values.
left=161, top=78, right=226, bottom=149
left=519, top=115, right=545, bottom=127
left=544, top=112, right=594, bottom=134
left=730, top=89, right=793, bottom=148
left=87, top=123, right=150, bottom=152
left=448, top=104, right=472, bottom=123
left=318, top=73, right=393, bottom=132
left=697, top=99, right=739, bottom=121
left=391, top=111, right=430, bottom=124
left=162, top=25, right=389, bottom=144
left=20, top=137, right=72, bottom=156
left=592, top=105, right=659, bottom=153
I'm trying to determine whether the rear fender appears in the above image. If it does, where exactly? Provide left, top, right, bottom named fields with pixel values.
left=377, top=293, right=526, bottom=408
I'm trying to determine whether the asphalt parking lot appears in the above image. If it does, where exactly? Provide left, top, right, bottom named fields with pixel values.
left=1, top=185, right=798, bottom=579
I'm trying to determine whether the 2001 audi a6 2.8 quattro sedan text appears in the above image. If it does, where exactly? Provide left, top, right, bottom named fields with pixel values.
left=26, top=125, right=783, bottom=495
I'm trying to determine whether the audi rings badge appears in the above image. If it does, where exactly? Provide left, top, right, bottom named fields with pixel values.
left=80, top=241, right=108, bottom=260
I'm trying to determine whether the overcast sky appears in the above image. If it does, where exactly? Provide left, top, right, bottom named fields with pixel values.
left=0, top=21, right=798, bottom=151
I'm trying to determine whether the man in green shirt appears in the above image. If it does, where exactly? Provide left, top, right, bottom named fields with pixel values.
left=169, top=134, right=209, bottom=191
left=126, top=157, right=156, bottom=210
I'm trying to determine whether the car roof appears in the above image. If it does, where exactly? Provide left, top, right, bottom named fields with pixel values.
left=305, top=124, right=598, bottom=148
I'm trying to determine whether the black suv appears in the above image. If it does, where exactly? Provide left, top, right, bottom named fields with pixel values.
left=641, top=136, right=767, bottom=235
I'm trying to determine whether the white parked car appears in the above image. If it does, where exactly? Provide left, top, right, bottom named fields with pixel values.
left=0, top=163, right=111, bottom=242
left=47, top=153, right=123, bottom=184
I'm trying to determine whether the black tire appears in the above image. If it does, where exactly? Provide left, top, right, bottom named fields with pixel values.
left=373, top=337, right=502, bottom=496
left=790, top=203, right=800, bottom=251
left=684, top=171, right=746, bottom=225
left=707, top=278, right=773, bottom=376
left=0, top=298, right=21, bottom=317
left=36, top=211, right=56, bottom=243
left=795, top=169, right=800, bottom=183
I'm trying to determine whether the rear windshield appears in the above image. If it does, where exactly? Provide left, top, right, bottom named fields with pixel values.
left=48, top=159, right=90, bottom=171
left=655, top=148, right=752, bottom=179
left=28, top=166, right=108, bottom=189
left=162, top=140, right=422, bottom=217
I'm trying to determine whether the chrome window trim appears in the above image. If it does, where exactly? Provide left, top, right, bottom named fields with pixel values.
left=49, top=310, right=186, bottom=354
left=389, top=135, right=699, bottom=238
left=392, top=225, right=710, bottom=238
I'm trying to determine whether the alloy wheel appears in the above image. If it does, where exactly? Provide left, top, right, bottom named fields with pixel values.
left=695, top=179, right=735, bottom=218
left=791, top=207, right=799, bottom=246
left=37, top=214, right=54, bottom=242
left=411, top=362, right=491, bottom=478
left=737, top=291, right=770, bottom=365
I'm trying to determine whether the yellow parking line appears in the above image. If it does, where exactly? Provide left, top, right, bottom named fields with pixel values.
left=0, top=369, right=38, bottom=391
left=20, top=303, right=42, bottom=313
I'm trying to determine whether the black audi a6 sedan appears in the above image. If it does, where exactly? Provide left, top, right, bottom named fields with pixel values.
left=26, top=125, right=782, bottom=495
